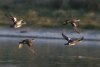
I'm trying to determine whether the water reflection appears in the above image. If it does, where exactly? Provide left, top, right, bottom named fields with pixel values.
left=0, top=38, right=100, bottom=67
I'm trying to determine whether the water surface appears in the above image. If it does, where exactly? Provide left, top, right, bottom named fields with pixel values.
left=0, top=37, right=100, bottom=67
left=0, top=27, right=100, bottom=67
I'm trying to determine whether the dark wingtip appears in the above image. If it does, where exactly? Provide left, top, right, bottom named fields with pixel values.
left=76, top=31, right=80, bottom=34
left=62, top=32, right=70, bottom=41
left=61, top=32, right=63, bottom=35
left=63, top=19, right=69, bottom=25
left=5, top=13, right=13, bottom=18
left=81, top=36, right=84, bottom=40
left=79, top=36, right=84, bottom=41
left=74, top=27, right=80, bottom=34
left=62, top=32, right=64, bottom=37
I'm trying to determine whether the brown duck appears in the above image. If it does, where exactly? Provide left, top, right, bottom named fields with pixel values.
left=18, top=39, right=36, bottom=54
left=63, top=18, right=80, bottom=33
left=6, top=15, right=26, bottom=28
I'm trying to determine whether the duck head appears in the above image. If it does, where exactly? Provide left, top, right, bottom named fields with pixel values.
left=21, top=20, right=26, bottom=25
left=74, top=19, right=80, bottom=22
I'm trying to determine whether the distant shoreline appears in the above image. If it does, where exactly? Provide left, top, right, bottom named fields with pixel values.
left=0, top=24, right=99, bottom=30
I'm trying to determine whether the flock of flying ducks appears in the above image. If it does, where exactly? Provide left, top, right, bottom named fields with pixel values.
left=5, top=14, right=84, bottom=54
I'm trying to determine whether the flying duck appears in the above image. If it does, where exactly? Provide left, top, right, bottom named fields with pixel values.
left=63, top=18, right=80, bottom=33
left=6, top=15, right=26, bottom=28
left=18, top=39, right=34, bottom=48
left=62, top=33, right=84, bottom=46
left=18, top=39, right=36, bottom=54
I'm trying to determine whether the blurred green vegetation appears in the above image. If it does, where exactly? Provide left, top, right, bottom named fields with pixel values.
left=0, top=0, right=100, bottom=29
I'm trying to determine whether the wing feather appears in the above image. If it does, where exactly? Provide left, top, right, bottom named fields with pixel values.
left=18, top=43, right=23, bottom=49
left=78, top=37, right=84, bottom=41
left=73, top=27, right=80, bottom=33
left=73, top=37, right=84, bottom=44
left=62, top=33, right=70, bottom=41
left=72, top=22, right=77, bottom=27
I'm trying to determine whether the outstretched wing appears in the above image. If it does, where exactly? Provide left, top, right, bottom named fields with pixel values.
left=13, top=17, right=17, bottom=22
left=26, top=39, right=33, bottom=48
left=62, top=33, right=70, bottom=41
left=63, top=19, right=71, bottom=24
left=73, top=27, right=80, bottom=33
left=71, top=22, right=77, bottom=27
left=5, top=14, right=17, bottom=23
left=18, top=43, right=24, bottom=49
left=73, top=36, right=84, bottom=44
left=78, top=36, right=84, bottom=41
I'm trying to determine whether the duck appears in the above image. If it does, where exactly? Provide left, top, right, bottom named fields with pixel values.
left=18, top=39, right=36, bottom=54
left=62, top=33, right=84, bottom=46
left=63, top=18, right=80, bottom=33
left=18, top=39, right=34, bottom=49
left=6, top=15, right=26, bottom=28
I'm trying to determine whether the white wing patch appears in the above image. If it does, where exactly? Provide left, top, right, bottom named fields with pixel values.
left=73, top=23, right=77, bottom=27
left=13, top=17, right=17, bottom=22
left=14, top=20, right=23, bottom=28
left=18, top=43, right=23, bottom=49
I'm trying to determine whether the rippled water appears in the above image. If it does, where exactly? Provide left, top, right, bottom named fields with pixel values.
left=0, top=37, right=100, bottom=67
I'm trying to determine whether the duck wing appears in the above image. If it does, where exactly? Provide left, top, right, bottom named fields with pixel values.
left=13, top=17, right=17, bottom=22
left=78, top=37, right=84, bottom=41
left=62, top=33, right=70, bottom=41
left=71, top=22, right=78, bottom=27
left=28, top=39, right=36, bottom=55
left=73, top=37, right=84, bottom=44
left=73, top=27, right=80, bottom=33
left=18, top=43, right=24, bottom=49
left=63, top=19, right=70, bottom=25
left=26, top=39, right=33, bottom=48
left=5, top=14, right=17, bottom=22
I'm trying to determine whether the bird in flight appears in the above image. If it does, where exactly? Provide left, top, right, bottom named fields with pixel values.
left=6, top=14, right=26, bottom=28
left=62, top=33, right=84, bottom=46
left=18, top=39, right=36, bottom=54
left=63, top=18, right=81, bottom=33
